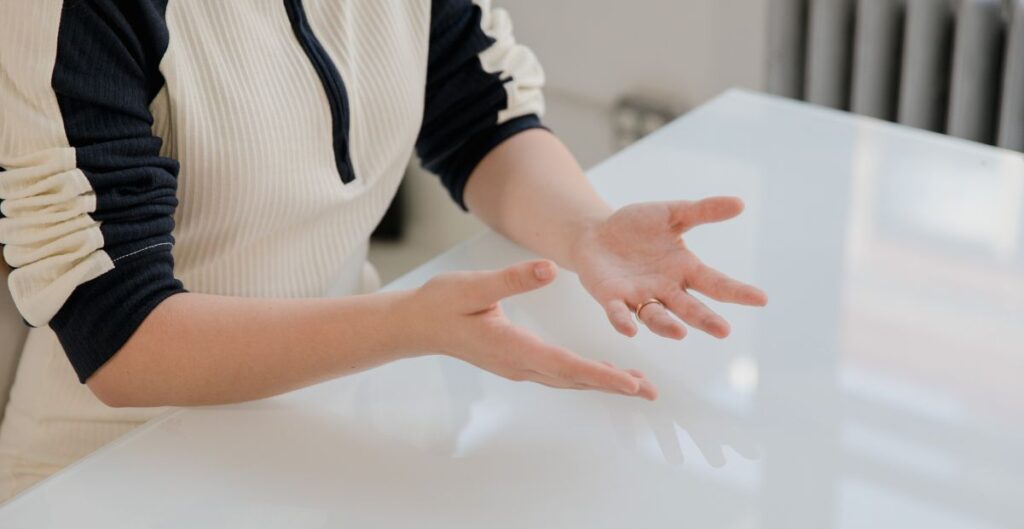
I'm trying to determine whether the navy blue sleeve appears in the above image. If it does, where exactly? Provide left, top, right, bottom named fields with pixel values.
left=53, top=0, right=185, bottom=382
left=0, top=0, right=185, bottom=382
left=416, top=0, right=547, bottom=210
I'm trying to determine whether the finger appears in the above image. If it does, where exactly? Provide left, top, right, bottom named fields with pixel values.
left=524, top=370, right=587, bottom=390
left=622, top=367, right=645, bottom=378
left=527, top=370, right=641, bottom=398
left=470, top=259, right=556, bottom=306
left=635, top=300, right=687, bottom=340
left=669, top=196, right=744, bottom=232
left=688, top=263, right=768, bottom=306
left=602, top=362, right=657, bottom=400
left=535, top=349, right=641, bottom=395
left=625, top=368, right=658, bottom=400
left=664, top=290, right=731, bottom=338
left=500, top=324, right=641, bottom=395
left=603, top=299, right=638, bottom=337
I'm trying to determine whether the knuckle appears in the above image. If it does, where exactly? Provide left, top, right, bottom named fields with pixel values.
left=596, top=376, right=619, bottom=391
left=503, top=268, right=524, bottom=292
left=552, top=367, right=574, bottom=382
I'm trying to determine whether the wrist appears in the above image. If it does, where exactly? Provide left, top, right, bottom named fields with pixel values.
left=358, top=289, right=426, bottom=360
left=384, top=287, right=439, bottom=358
left=566, top=211, right=609, bottom=272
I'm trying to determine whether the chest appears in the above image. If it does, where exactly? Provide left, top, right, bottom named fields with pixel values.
left=154, top=1, right=431, bottom=195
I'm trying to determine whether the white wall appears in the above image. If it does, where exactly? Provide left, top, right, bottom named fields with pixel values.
left=506, top=0, right=769, bottom=106
left=370, top=0, right=771, bottom=282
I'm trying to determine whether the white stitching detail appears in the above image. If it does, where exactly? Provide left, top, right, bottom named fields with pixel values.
left=111, top=242, right=174, bottom=263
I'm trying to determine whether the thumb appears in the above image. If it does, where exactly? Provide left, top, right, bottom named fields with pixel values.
left=470, top=259, right=557, bottom=307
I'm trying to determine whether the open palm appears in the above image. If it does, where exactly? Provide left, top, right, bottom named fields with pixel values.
left=569, top=196, right=767, bottom=340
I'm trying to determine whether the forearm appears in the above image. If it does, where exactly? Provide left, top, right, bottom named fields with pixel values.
left=463, top=129, right=612, bottom=271
left=89, top=261, right=655, bottom=407
left=88, top=291, right=418, bottom=408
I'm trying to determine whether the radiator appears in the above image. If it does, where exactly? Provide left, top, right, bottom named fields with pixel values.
left=767, top=0, right=1024, bottom=152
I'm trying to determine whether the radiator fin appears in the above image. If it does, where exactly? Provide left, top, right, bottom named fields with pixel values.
left=767, top=0, right=809, bottom=99
left=999, top=0, right=1024, bottom=150
left=947, top=0, right=1005, bottom=144
left=769, top=0, right=1024, bottom=152
left=805, top=0, right=857, bottom=109
left=851, top=0, right=906, bottom=120
left=898, top=0, right=954, bottom=132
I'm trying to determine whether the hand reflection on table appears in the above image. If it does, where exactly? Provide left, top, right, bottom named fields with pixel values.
left=334, top=246, right=761, bottom=468
left=603, top=378, right=760, bottom=468
left=506, top=272, right=762, bottom=468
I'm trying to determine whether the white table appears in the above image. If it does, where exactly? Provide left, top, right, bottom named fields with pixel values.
left=2, top=90, right=1022, bottom=528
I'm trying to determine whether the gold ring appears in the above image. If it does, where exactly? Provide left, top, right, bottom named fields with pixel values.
left=635, top=298, right=664, bottom=319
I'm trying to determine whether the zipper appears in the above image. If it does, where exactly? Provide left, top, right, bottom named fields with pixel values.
left=283, top=0, right=355, bottom=184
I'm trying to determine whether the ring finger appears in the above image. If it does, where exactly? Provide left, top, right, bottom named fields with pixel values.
left=634, top=298, right=686, bottom=340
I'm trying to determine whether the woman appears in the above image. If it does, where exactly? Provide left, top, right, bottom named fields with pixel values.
left=0, top=0, right=766, bottom=500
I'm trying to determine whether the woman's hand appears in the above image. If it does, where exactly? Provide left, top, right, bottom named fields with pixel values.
left=569, top=196, right=767, bottom=340
left=402, top=259, right=657, bottom=400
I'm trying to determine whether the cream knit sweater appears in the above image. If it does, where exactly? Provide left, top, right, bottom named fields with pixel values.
left=0, top=0, right=544, bottom=500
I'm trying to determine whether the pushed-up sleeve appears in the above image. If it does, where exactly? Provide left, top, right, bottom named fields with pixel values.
left=0, top=0, right=185, bottom=382
left=416, top=0, right=547, bottom=210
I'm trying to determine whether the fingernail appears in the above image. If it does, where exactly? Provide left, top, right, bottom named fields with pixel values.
left=533, top=262, right=553, bottom=281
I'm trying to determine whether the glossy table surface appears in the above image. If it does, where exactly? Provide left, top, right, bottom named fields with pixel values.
left=2, top=90, right=1022, bottom=528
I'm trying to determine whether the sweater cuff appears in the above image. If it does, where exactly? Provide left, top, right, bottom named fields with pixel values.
left=50, top=248, right=186, bottom=382
left=442, top=114, right=547, bottom=211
